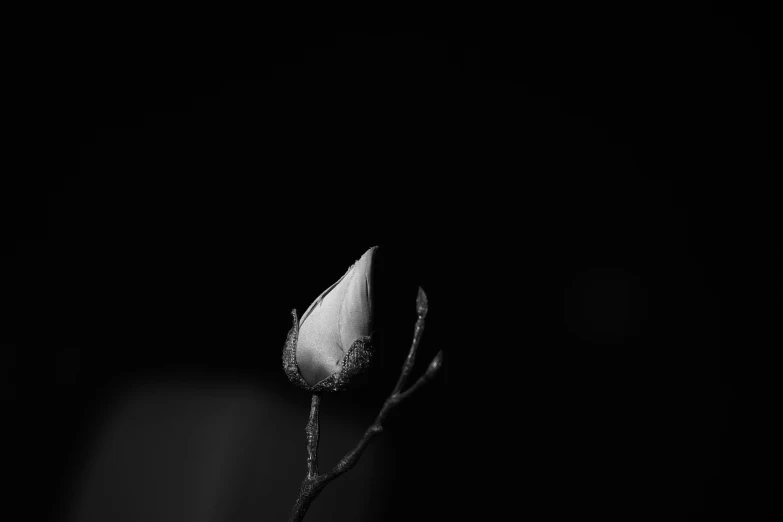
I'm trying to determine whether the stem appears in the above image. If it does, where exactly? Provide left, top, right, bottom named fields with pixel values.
left=305, top=394, right=320, bottom=479
left=287, top=287, right=441, bottom=522
left=287, top=474, right=326, bottom=522
left=288, top=395, right=326, bottom=522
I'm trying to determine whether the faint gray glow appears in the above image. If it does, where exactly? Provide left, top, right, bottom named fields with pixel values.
left=64, top=380, right=389, bottom=522
left=564, top=268, right=649, bottom=345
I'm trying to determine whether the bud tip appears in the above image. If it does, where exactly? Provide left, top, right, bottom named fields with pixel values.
left=416, top=287, right=428, bottom=317
left=426, top=350, right=443, bottom=377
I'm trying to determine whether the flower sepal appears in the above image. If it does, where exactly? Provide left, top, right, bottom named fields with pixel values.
left=283, top=309, right=375, bottom=393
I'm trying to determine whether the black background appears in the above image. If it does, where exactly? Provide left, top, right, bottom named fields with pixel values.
left=2, top=6, right=777, bottom=521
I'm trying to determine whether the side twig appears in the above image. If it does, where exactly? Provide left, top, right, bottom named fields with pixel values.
left=287, top=287, right=442, bottom=522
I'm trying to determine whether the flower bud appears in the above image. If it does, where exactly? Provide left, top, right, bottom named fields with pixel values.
left=283, top=246, right=378, bottom=392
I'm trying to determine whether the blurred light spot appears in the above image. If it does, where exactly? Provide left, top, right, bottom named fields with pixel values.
left=564, top=268, right=649, bottom=345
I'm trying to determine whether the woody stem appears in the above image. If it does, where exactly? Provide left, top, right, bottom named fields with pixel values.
left=288, top=394, right=326, bottom=522
left=305, top=394, right=320, bottom=479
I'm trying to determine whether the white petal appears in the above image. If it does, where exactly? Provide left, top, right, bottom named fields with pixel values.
left=296, top=246, right=377, bottom=386
left=339, top=247, right=374, bottom=350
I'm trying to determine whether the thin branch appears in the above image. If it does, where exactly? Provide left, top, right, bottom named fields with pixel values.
left=397, top=349, right=443, bottom=403
left=392, top=287, right=429, bottom=395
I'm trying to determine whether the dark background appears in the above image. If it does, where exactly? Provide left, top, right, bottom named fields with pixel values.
left=2, top=7, right=777, bottom=521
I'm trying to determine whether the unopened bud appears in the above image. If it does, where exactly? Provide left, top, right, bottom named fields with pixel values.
left=283, top=246, right=378, bottom=393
